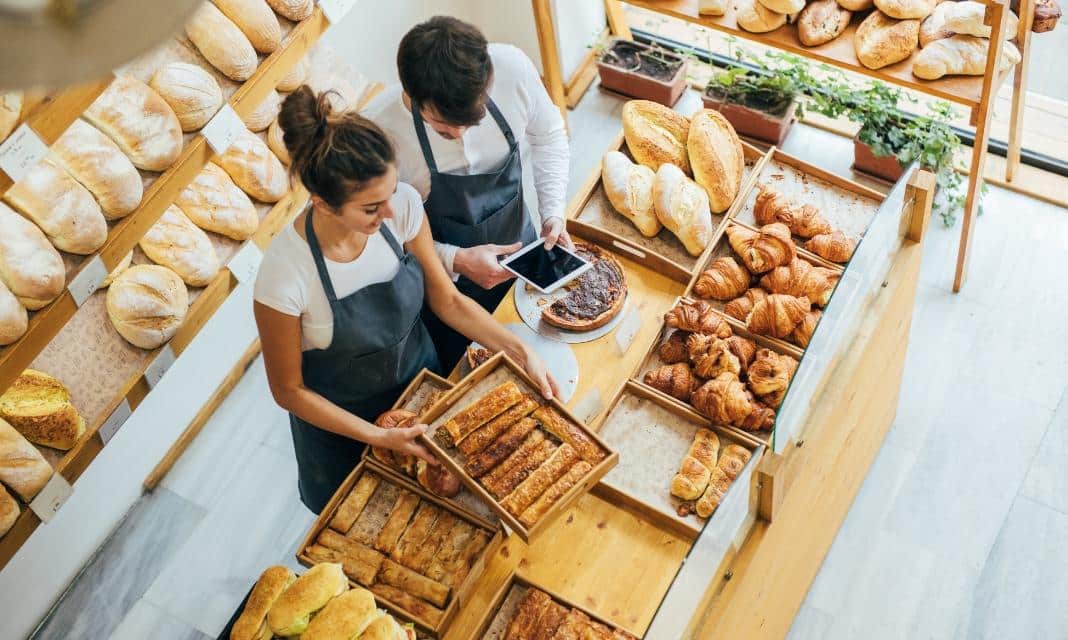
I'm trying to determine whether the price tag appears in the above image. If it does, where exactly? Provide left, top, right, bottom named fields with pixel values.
left=98, top=399, right=132, bottom=445
left=145, top=344, right=176, bottom=389
left=319, top=0, right=357, bottom=24
left=0, top=123, right=48, bottom=183
left=613, top=307, right=642, bottom=355
left=228, top=242, right=263, bottom=284
left=201, top=104, right=244, bottom=155
left=29, top=473, right=73, bottom=522
left=573, top=390, right=603, bottom=425
left=66, top=256, right=108, bottom=307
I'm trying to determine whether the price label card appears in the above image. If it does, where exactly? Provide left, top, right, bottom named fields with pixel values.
left=573, top=389, right=603, bottom=425
left=0, top=123, right=48, bottom=183
left=145, top=344, right=177, bottom=389
left=29, top=473, right=73, bottom=522
left=201, top=104, right=244, bottom=155
left=614, top=307, right=642, bottom=355
left=98, top=399, right=132, bottom=445
left=319, top=0, right=356, bottom=24
left=67, top=256, right=108, bottom=307
left=228, top=242, right=263, bottom=284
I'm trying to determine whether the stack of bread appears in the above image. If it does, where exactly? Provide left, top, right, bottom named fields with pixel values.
left=231, top=563, right=418, bottom=640
left=604, top=100, right=744, bottom=256
left=669, top=429, right=753, bottom=518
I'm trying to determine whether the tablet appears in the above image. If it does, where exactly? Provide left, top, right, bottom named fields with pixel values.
left=500, top=239, right=592, bottom=294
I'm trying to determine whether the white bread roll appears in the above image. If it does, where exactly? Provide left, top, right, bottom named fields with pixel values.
left=52, top=120, right=143, bottom=219
left=874, top=0, right=937, bottom=19
left=653, top=164, right=714, bottom=257
left=3, top=158, right=108, bottom=255
left=920, top=1, right=956, bottom=47
left=149, top=62, right=224, bottom=132
left=266, top=0, right=313, bottom=21
left=0, top=282, right=27, bottom=346
left=0, top=202, right=64, bottom=309
left=176, top=163, right=259, bottom=240
left=0, top=370, right=85, bottom=451
left=688, top=110, right=744, bottom=214
left=913, top=35, right=1020, bottom=78
left=213, top=0, right=282, bottom=54
left=0, top=92, right=22, bottom=143
left=140, top=205, right=220, bottom=287
left=106, top=265, right=189, bottom=350
left=943, top=1, right=1020, bottom=37
left=186, top=3, right=259, bottom=82
left=276, top=56, right=309, bottom=93
left=621, top=100, right=691, bottom=175
left=736, top=0, right=789, bottom=33
left=83, top=76, right=183, bottom=172
left=0, top=417, right=53, bottom=501
left=799, top=0, right=853, bottom=46
left=243, top=90, right=281, bottom=132
left=837, top=0, right=874, bottom=9
left=100, top=251, right=133, bottom=288
left=699, top=0, right=727, bottom=15
left=758, top=0, right=805, bottom=14
left=214, top=129, right=288, bottom=202
left=267, top=118, right=289, bottom=165
left=855, top=11, right=921, bottom=70
left=602, top=151, right=661, bottom=238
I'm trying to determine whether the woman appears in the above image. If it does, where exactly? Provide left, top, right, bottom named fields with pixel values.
left=253, top=87, right=557, bottom=514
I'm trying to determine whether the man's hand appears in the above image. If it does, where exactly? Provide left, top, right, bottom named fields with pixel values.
left=542, top=216, right=573, bottom=251
left=454, top=243, right=521, bottom=289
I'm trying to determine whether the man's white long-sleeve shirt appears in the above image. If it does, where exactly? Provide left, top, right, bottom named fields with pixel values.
left=364, top=43, right=569, bottom=276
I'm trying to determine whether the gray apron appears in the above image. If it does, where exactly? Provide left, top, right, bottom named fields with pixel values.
left=290, top=211, right=439, bottom=514
left=413, top=97, right=536, bottom=370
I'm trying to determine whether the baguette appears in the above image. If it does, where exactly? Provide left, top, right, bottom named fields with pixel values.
left=0, top=417, right=53, bottom=501
left=0, top=485, right=17, bottom=538
left=230, top=565, right=295, bottom=640
left=378, top=559, right=450, bottom=608
left=0, top=202, right=64, bottom=310
left=83, top=76, right=183, bottom=172
left=176, top=163, right=259, bottom=241
left=214, top=0, right=283, bottom=54
left=465, top=417, right=538, bottom=478
left=500, top=444, right=580, bottom=517
left=518, top=460, right=592, bottom=527
left=139, top=205, right=220, bottom=287
left=0, top=282, right=26, bottom=347
left=3, top=158, right=108, bottom=255
left=266, top=0, right=313, bottom=21
left=186, top=3, right=258, bottom=82
left=456, top=394, right=539, bottom=457
left=303, top=544, right=379, bottom=587
left=373, top=490, right=419, bottom=555
left=267, top=563, right=348, bottom=637
left=530, top=406, right=605, bottom=463
left=214, top=129, right=288, bottom=203
left=370, top=583, right=444, bottom=627
left=441, top=381, right=524, bottom=446
left=329, top=473, right=379, bottom=533
left=149, top=62, right=223, bottom=132
left=391, top=502, right=439, bottom=568
left=0, top=370, right=84, bottom=451
left=480, top=432, right=554, bottom=499
left=51, top=119, right=143, bottom=219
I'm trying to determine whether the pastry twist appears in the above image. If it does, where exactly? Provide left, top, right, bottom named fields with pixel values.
left=726, top=223, right=797, bottom=274
left=687, top=333, right=741, bottom=379
left=658, top=330, right=691, bottom=364
left=753, top=184, right=833, bottom=238
left=695, top=467, right=731, bottom=518
left=691, top=372, right=752, bottom=426
left=724, top=287, right=768, bottom=321
left=643, top=363, right=698, bottom=401
left=746, top=294, right=811, bottom=339
left=759, top=258, right=839, bottom=307
left=748, top=348, right=799, bottom=408
left=694, top=256, right=750, bottom=301
left=670, top=428, right=720, bottom=500
left=664, top=300, right=732, bottom=338
left=805, top=231, right=857, bottom=263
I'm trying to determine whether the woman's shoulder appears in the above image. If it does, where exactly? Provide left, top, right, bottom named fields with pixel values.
left=388, top=182, right=426, bottom=243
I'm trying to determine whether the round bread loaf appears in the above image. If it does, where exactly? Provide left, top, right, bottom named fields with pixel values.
left=106, top=265, right=189, bottom=350
left=855, top=11, right=921, bottom=70
left=0, top=369, right=85, bottom=451
left=149, top=62, right=223, bottom=132
left=874, top=0, right=937, bottom=20
left=798, top=0, right=853, bottom=46
left=688, top=109, right=744, bottom=214
left=622, top=100, right=691, bottom=175
left=757, top=0, right=805, bottom=14
left=736, top=0, right=790, bottom=33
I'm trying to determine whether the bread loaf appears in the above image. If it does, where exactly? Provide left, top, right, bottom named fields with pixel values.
left=913, top=35, right=1020, bottom=78
left=267, top=118, right=289, bottom=165
left=799, top=0, right=853, bottom=46
left=213, top=0, right=283, bottom=54
left=758, top=0, right=805, bottom=14
left=837, top=0, right=874, bottom=10
left=83, top=76, right=183, bottom=172
left=186, top=3, right=259, bottom=82
left=266, top=0, right=313, bottom=21
left=214, top=129, right=288, bottom=202
left=276, top=56, right=309, bottom=93
left=0, top=202, right=64, bottom=310
left=149, top=62, right=224, bottom=132
left=106, top=265, right=189, bottom=349
left=688, top=109, right=744, bottom=214
left=855, top=11, right=921, bottom=69
left=699, top=0, right=727, bottom=15
left=0, top=417, right=53, bottom=501
left=736, top=0, right=789, bottom=33
left=0, top=370, right=85, bottom=451
left=140, top=205, right=221, bottom=287
left=0, top=282, right=27, bottom=347
left=943, top=1, right=1020, bottom=38
left=176, top=163, right=259, bottom=240
left=4, top=158, right=108, bottom=255
left=0, top=485, right=18, bottom=537
left=101, top=251, right=133, bottom=288
left=621, top=100, right=690, bottom=174
left=653, top=163, right=714, bottom=256
left=920, top=1, right=956, bottom=47
left=0, top=92, right=22, bottom=142
left=52, top=119, right=143, bottom=219
left=243, top=90, right=281, bottom=132
left=874, top=0, right=937, bottom=19
left=601, top=150, right=661, bottom=237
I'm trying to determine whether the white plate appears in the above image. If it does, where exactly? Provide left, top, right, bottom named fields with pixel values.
left=512, top=282, right=629, bottom=345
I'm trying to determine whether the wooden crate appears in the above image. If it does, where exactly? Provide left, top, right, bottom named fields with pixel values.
left=565, top=131, right=769, bottom=284
left=590, top=380, right=763, bottom=541
left=297, top=457, right=504, bottom=638
left=419, top=353, right=618, bottom=542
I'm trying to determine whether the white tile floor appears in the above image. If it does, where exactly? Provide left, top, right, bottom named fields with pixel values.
left=30, top=87, right=1068, bottom=640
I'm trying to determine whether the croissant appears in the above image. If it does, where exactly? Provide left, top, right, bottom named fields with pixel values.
left=753, top=184, right=833, bottom=238
left=805, top=231, right=857, bottom=263
left=644, top=363, right=698, bottom=401
left=724, top=335, right=758, bottom=377
left=665, top=300, right=732, bottom=338
left=759, top=259, right=839, bottom=307
left=670, top=428, right=720, bottom=500
left=746, top=294, right=811, bottom=339
left=691, top=372, right=752, bottom=426
left=718, top=444, right=753, bottom=480
left=748, top=348, right=799, bottom=408
left=687, top=333, right=741, bottom=379
left=658, top=330, right=691, bottom=364
left=726, top=223, right=796, bottom=274
left=739, top=397, right=776, bottom=432
left=373, top=409, right=418, bottom=473
left=696, top=467, right=732, bottom=518
left=694, top=257, right=750, bottom=301
left=724, top=287, right=768, bottom=321
left=791, top=309, right=822, bottom=348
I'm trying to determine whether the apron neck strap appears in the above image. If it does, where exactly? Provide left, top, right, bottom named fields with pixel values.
left=411, top=96, right=515, bottom=176
left=304, top=209, right=340, bottom=305
left=377, top=221, right=405, bottom=259
left=485, top=98, right=516, bottom=147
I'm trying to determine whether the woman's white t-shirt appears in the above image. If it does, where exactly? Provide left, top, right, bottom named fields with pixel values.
left=254, top=182, right=425, bottom=351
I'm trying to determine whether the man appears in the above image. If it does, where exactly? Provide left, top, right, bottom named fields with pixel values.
left=365, top=16, right=571, bottom=370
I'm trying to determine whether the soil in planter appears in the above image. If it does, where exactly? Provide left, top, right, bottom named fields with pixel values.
left=602, top=41, right=683, bottom=82
left=705, top=86, right=792, bottom=118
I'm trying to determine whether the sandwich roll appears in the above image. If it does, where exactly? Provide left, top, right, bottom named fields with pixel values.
left=360, top=614, right=416, bottom=640
left=139, top=205, right=221, bottom=287
left=106, top=265, right=189, bottom=350
left=213, top=0, right=283, bottom=54
left=149, top=62, right=224, bottom=132
left=230, top=565, right=296, bottom=640
left=3, top=157, right=108, bottom=255
left=186, top=3, right=259, bottom=82
left=300, top=587, right=380, bottom=640
left=0, top=202, right=64, bottom=310
left=83, top=76, right=184, bottom=172
left=267, top=562, right=348, bottom=637
left=52, top=119, right=143, bottom=219
left=0, top=92, right=22, bottom=142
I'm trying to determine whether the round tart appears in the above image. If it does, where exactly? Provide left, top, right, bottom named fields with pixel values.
left=541, top=243, right=627, bottom=331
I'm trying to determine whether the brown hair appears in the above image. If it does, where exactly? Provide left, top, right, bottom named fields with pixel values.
left=278, top=86, right=396, bottom=210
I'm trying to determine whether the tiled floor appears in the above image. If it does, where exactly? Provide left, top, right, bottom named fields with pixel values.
left=30, top=86, right=1068, bottom=640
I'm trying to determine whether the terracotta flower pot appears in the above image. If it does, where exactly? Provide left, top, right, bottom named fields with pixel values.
left=852, top=136, right=906, bottom=183
left=596, top=38, right=687, bottom=107
left=701, top=90, right=797, bottom=146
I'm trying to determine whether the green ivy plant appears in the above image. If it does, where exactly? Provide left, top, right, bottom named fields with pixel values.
left=704, top=48, right=817, bottom=118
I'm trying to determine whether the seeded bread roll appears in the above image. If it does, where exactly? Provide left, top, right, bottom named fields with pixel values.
left=0, top=202, right=64, bottom=310
left=0, top=370, right=85, bottom=451
left=149, top=62, right=224, bottom=132
left=3, top=158, right=108, bottom=255
left=83, top=76, right=184, bottom=172
left=186, top=3, right=259, bottom=82
left=106, top=265, right=189, bottom=350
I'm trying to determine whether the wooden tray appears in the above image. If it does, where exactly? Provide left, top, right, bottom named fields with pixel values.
left=419, top=353, right=618, bottom=542
left=297, top=457, right=504, bottom=638
left=591, top=381, right=762, bottom=541
left=566, top=131, right=768, bottom=284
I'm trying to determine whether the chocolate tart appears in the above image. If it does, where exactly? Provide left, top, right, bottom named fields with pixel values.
left=541, top=243, right=627, bottom=331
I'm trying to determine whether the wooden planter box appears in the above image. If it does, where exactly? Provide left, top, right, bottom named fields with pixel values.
left=596, top=38, right=687, bottom=106
left=702, top=91, right=797, bottom=147
left=853, top=135, right=906, bottom=183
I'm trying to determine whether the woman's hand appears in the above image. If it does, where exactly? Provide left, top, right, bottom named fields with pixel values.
left=519, top=345, right=560, bottom=400
left=376, top=423, right=436, bottom=464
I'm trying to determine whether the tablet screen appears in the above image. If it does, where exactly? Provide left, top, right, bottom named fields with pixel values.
left=504, top=244, right=589, bottom=291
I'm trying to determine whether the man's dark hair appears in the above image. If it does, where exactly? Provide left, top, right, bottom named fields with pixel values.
left=397, top=16, right=493, bottom=127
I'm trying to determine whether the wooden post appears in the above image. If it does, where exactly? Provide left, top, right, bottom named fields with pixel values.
left=757, top=451, right=785, bottom=522
left=531, top=0, right=569, bottom=123
left=1005, top=0, right=1035, bottom=182
left=604, top=0, right=633, bottom=40
left=905, top=169, right=936, bottom=243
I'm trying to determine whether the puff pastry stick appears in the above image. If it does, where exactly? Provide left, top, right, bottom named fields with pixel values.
left=318, top=529, right=386, bottom=569
left=552, top=609, right=593, bottom=640
left=371, top=583, right=444, bottom=627
left=584, top=620, right=615, bottom=639
left=406, top=511, right=457, bottom=574
left=441, top=381, right=523, bottom=446
left=444, top=529, right=491, bottom=589
left=329, top=473, right=380, bottom=533
left=519, top=460, right=592, bottom=527
left=458, top=394, right=540, bottom=456
left=502, top=444, right=580, bottom=517
left=346, top=482, right=401, bottom=546
left=425, top=521, right=475, bottom=584
left=531, top=407, right=605, bottom=463
left=378, top=559, right=450, bottom=608
left=304, top=543, right=380, bottom=586
left=533, top=601, right=571, bottom=640
left=373, top=490, right=420, bottom=554
left=392, top=502, right=440, bottom=567
left=481, top=432, right=556, bottom=499
left=466, top=417, right=538, bottom=478
left=506, top=588, right=553, bottom=640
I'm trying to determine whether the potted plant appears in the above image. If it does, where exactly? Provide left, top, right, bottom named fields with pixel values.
left=595, top=38, right=688, bottom=106
left=702, top=60, right=804, bottom=146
